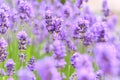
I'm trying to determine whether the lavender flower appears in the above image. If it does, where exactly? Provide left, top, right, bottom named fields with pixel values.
left=17, top=0, right=33, bottom=22
left=44, top=42, right=52, bottom=53
left=55, top=28, right=68, bottom=40
left=17, top=31, right=29, bottom=51
left=7, top=77, right=14, bottom=80
left=75, top=0, right=84, bottom=8
left=33, top=20, right=41, bottom=35
left=83, top=6, right=97, bottom=26
left=62, top=4, right=72, bottom=18
left=71, top=52, right=81, bottom=68
left=5, top=59, right=15, bottom=76
left=73, top=18, right=89, bottom=39
left=0, top=4, right=10, bottom=34
left=88, top=22, right=106, bottom=42
left=19, top=53, right=26, bottom=63
left=53, top=17, right=62, bottom=33
left=71, top=52, right=95, bottom=80
left=65, top=38, right=77, bottom=51
left=11, top=10, right=18, bottom=23
left=27, top=56, right=35, bottom=71
left=77, top=18, right=89, bottom=33
left=45, top=10, right=62, bottom=33
left=52, top=39, right=66, bottom=68
left=17, top=68, right=36, bottom=80
left=75, top=0, right=89, bottom=8
left=0, top=38, right=8, bottom=62
left=71, top=52, right=93, bottom=70
left=0, top=4, right=9, bottom=12
left=0, top=68, right=6, bottom=76
left=76, top=67, right=95, bottom=80
left=83, top=30, right=95, bottom=46
left=106, top=15, right=117, bottom=30
left=96, top=70, right=103, bottom=80
left=35, top=57, right=62, bottom=80
left=93, top=43, right=118, bottom=75
left=102, top=0, right=110, bottom=17
left=53, top=40, right=66, bottom=59
left=45, top=10, right=54, bottom=33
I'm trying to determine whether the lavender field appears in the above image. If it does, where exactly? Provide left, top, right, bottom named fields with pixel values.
left=0, top=0, right=120, bottom=80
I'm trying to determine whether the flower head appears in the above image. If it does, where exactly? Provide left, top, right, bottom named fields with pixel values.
left=0, top=38, right=8, bottom=62
left=35, top=57, right=62, bottom=80
left=5, top=59, right=15, bottom=76
left=17, top=68, right=36, bottom=80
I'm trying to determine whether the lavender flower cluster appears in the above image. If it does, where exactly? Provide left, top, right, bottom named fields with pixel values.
left=0, top=0, right=120, bottom=80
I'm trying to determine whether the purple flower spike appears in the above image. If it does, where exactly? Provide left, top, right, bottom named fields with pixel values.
left=17, top=31, right=29, bottom=51
left=53, top=17, right=63, bottom=33
left=5, top=59, right=15, bottom=76
left=102, top=0, right=110, bottom=17
left=94, top=43, right=118, bottom=75
left=76, top=0, right=84, bottom=8
left=17, top=0, right=33, bottom=22
left=0, top=4, right=10, bottom=34
left=52, top=39, right=66, bottom=68
left=71, top=52, right=95, bottom=80
left=71, top=52, right=81, bottom=68
left=73, top=18, right=89, bottom=39
left=0, top=38, right=8, bottom=62
left=45, top=10, right=54, bottom=33
left=35, top=57, right=62, bottom=80
left=71, top=52, right=93, bottom=70
left=96, top=70, right=103, bottom=80
left=0, top=68, right=6, bottom=76
left=65, top=38, right=77, bottom=51
left=19, top=53, right=26, bottom=63
left=27, top=56, right=35, bottom=71
left=7, top=77, right=14, bottom=80
left=76, top=68, right=95, bottom=80
left=17, top=68, right=36, bottom=80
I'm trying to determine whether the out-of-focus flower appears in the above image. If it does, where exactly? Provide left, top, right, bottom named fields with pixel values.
left=71, top=52, right=93, bottom=70
left=76, top=67, right=95, bottom=80
left=0, top=68, right=6, bottom=76
left=71, top=52, right=81, bottom=68
left=44, top=42, right=52, bottom=53
left=75, top=0, right=88, bottom=8
left=102, top=0, right=110, bottom=17
left=19, top=53, right=26, bottom=63
left=96, top=70, right=103, bottom=80
left=106, top=15, right=117, bottom=30
left=87, top=22, right=106, bottom=43
left=75, top=0, right=84, bottom=8
left=17, top=68, right=36, bottom=80
left=7, top=77, right=14, bottom=80
left=27, top=56, right=35, bottom=71
left=0, top=4, right=10, bottom=34
left=52, top=39, right=66, bottom=68
left=69, top=73, right=77, bottom=80
left=93, top=43, right=118, bottom=75
left=17, top=0, right=33, bottom=22
left=65, top=38, right=77, bottom=51
left=62, top=4, right=72, bottom=18
left=0, top=38, right=8, bottom=62
left=71, top=52, right=95, bottom=80
left=35, top=57, right=62, bottom=80
left=5, top=59, right=15, bottom=76
left=11, top=10, right=18, bottom=23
